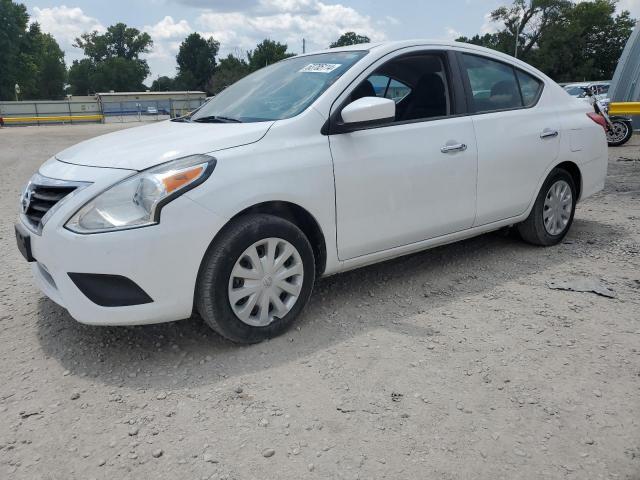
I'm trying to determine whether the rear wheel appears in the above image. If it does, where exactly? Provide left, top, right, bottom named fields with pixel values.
left=606, top=119, right=633, bottom=147
left=517, top=168, right=577, bottom=246
left=196, top=214, right=315, bottom=343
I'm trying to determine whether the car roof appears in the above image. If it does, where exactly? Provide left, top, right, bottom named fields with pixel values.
left=303, top=39, right=552, bottom=80
left=309, top=39, right=496, bottom=55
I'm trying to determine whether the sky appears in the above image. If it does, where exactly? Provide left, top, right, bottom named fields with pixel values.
left=21, top=0, right=640, bottom=82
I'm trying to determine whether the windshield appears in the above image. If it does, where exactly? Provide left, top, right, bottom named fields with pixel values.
left=564, top=85, right=586, bottom=96
left=190, top=51, right=367, bottom=123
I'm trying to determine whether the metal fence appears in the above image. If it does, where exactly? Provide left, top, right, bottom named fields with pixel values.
left=0, top=97, right=207, bottom=126
left=0, top=100, right=102, bottom=126
left=100, top=98, right=205, bottom=123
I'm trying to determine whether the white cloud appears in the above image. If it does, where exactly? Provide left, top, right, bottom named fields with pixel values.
left=383, top=15, right=401, bottom=26
left=31, top=1, right=386, bottom=80
left=444, top=26, right=462, bottom=40
left=31, top=6, right=105, bottom=53
left=480, top=12, right=498, bottom=35
left=257, top=0, right=316, bottom=13
left=142, top=16, right=195, bottom=78
left=143, top=16, right=192, bottom=62
left=618, top=0, right=640, bottom=17
left=145, top=16, right=192, bottom=41
left=196, top=0, right=385, bottom=57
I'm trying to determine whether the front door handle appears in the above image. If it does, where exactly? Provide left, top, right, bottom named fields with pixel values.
left=441, top=143, right=467, bottom=153
left=540, top=129, right=559, bottom=139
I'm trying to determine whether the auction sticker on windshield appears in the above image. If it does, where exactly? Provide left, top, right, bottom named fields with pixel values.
left=299, top=63, right=342, bottom=73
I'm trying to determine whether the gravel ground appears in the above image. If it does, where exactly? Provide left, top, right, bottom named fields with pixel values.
left=1, top=124, right=639, bottom=480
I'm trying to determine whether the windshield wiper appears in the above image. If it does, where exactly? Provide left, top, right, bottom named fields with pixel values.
left=171, top=116, right=191, bottom=122
left=192, top=115, right=242, bottom=123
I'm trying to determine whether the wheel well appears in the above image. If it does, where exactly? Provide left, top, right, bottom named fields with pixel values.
left=230, top=201, right=327, bottom=275
left=555, top=161, right=582, bottom=200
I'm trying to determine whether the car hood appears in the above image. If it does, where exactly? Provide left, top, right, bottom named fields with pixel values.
left=55, top=120, right=274, bottom=170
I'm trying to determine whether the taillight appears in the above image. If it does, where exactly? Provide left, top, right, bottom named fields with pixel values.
left=587, top=112, right=607, bottom=130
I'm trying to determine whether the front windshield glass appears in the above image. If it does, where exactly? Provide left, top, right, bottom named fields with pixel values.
left=190, top=51, right=367, bottom=123
left=564, top=85, right=585, bottom=96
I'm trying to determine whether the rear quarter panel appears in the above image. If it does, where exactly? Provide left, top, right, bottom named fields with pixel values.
left=555, top=94, right=608, bottom=200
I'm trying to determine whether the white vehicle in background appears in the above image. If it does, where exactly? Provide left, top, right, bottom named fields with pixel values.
left=564, top=81, right=610, bottom=100
left=16, top=40, right=608, bottom=343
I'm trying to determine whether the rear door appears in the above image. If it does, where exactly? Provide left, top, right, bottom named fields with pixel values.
left=457, top=52, right=560, bottom=226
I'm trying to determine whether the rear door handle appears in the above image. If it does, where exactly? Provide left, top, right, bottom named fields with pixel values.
left=441, top=143, right=467, bottom=153
left=540, top=129, right=559, bottom=139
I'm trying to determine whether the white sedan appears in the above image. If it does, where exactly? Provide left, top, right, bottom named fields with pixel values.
left=16, top=40, right=608, bottom=343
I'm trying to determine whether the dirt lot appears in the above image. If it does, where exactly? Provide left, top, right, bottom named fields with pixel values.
left=1, top=124, right=639, bottom=480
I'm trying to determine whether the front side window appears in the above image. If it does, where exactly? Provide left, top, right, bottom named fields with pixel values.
left=366, top=74, right=412, bottom=102
left=462, top=54, right=523, bottom=112
left=191, top=51, right=367, bottom=123
left=348, top=53, right=452, bottom=123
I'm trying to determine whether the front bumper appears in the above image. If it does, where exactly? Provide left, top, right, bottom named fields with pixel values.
left=24, top=159, right=227, bottom=325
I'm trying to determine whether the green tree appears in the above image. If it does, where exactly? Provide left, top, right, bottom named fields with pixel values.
left=248, top=39, right=294, bottom=71
left=330, top=32, right=371, bottom=48
left=208, top=54, right=251, bottom=94
left=490, top=0, right=569, bottom=59
left=175, top=33, right=220, bottom=92
left=0, top=0, right=29, bottom=100
left=0, top=1, right=66, bottom=100
left=456, top=0, right=635, bottom=81
left=151, top=76, right=176, bottom=91
left=532, top=0, right=635, bottom=81
left=69, top=23, right=152, bottom=93
left=91, top=57, right=149, bottom=92
left=17, top=23, right=66, bottom=99
left=74, top=23, right=152, bottom=61
left=68, top=59, right=95, bottom=95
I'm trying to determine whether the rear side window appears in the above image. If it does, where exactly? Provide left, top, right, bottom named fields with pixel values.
left=516, top=70, right=543, bottom=106
left=461, top=54, right=522, bottom=112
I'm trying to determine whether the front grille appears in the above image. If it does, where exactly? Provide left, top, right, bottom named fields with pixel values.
left=20, top=172, right=90, bottom=233
left=24, top=185, right=76, bottom=229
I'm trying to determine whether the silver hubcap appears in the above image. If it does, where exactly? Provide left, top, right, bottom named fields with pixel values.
left=228, top=238, right=304, bottom=327
left=606, top=121, right=629, bottom=143
left=543, top=180, right=573, bottom=235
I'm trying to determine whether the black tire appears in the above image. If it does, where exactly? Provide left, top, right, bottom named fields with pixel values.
left=517, top=168, right=577, bottom=246
left=196, top=214, right=315, bottom=343
left=606, top=120, right=633, bottom=147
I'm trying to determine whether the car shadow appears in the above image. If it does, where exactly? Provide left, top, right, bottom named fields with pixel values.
left=34, top=217, right=620, bottom=391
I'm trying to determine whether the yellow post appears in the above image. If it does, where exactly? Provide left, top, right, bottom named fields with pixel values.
left=608, top=102, right=640, bottom=115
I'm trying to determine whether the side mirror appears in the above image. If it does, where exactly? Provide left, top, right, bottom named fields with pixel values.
left=340, top=97, right=395, bottom=128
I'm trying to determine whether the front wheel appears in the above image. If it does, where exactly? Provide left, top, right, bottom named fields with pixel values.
left=517, top=168, right=577, bottom=246
left=607, top=119, right=633, bottom=147
left=196, top=214, right=315, bottom=343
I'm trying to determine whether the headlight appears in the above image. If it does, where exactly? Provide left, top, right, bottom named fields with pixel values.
left=65, top=154, right=216, bottom=234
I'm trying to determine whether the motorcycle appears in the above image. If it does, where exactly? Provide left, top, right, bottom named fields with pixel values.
left=583, top=86, right=634, bottom=147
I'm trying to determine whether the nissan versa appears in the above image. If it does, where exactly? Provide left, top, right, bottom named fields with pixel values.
left=16, top=40, right=608, bottom=343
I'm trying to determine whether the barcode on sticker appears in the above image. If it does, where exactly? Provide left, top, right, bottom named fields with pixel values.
left=299, top=63, right=342, bottom=73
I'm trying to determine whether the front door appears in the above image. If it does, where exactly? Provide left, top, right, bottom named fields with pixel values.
left=329, top=51, right=478, bottom=260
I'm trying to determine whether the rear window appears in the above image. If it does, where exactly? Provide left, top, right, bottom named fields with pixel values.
left=461, top=54, right=543, bottom=113
left=516, top=70, right=543, bottom=106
